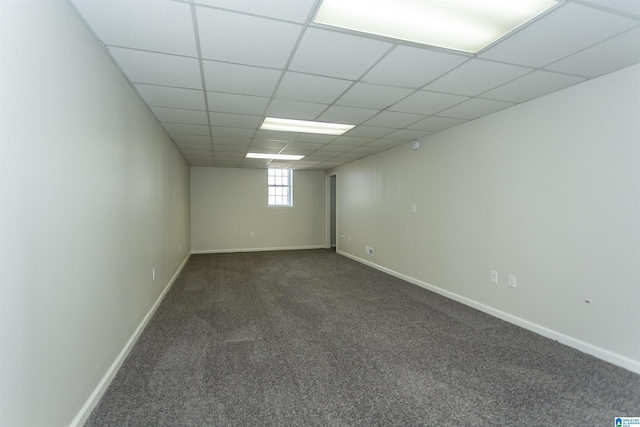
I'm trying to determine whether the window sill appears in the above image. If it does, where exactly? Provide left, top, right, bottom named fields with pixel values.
left=266, top=205, right=295, bottom=209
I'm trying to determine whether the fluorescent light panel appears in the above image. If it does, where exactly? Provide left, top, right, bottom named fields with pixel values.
left=246, top=153, right=305, bottom=160
left=261, top=117, right=354, bottom=135
left=314, top=0, right=558, bottom=53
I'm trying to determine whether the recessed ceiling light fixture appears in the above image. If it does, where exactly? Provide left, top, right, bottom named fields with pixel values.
left=246, top=153, right=305, bottom=161
left=261, top=117, right=354, bottom=135
left=313, top=0, right=559, bottom=53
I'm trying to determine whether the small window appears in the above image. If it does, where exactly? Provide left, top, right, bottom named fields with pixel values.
left=268, top=169, right=293, bottom=207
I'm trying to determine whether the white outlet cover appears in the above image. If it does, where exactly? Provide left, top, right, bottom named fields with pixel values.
left=490, top=271, right=498, bottom=283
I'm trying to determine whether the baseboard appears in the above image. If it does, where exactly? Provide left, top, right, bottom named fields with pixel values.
left=192, top=245, right=325, bottom=254
left=69, top=253, right=191, bottom=427
left=337, top=250, right=640, bottom=375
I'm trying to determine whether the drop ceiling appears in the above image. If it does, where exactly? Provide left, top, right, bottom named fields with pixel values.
left=70, top=0, right=640, bottom=170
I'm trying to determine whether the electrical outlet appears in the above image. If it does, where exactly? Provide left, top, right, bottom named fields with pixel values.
left=250, top=232, right=255, bottom=238
left=508, top=274, right=517, bottom=288
left=152, top=267, right=156, bottom=281
left=341, top=234, right=346, bottom=240
left=366, top=246, right=374, bottom=256
left=490, top=271, right=498, bottom=283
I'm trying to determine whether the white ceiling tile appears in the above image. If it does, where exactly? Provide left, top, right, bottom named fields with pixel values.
left=197, top=7, right=302, bottom=68
left=215, top=160, right=243, bottom=167
left=210, top=127, right=255, bottom=138
left=253, top=129, right=297, bottom=141
left=363, top=111, right=426, bottom=128
left=384, top=129, right=433, bottom=141
left=207, top=92, right=269, bottom=115
left=316, top=161, right=346, bottom=168
left=479, top=3, right=638, bottom=68
left=213, top=144, right=250, bottom=153
left=425, top=59, right=532, bottom=96
left=407, top=117, right=468, bottom=132
left=288, top=27, right=392, bottom=79
left=214, top=155, right=247, bottom=164
left=293, top=134, right=338, bottom=144
left=275, top=72, right=353, bottom=104
left=209, top=112, right=262, bottom=129
left=290, top=162, right=322, bottom=170
left=266, top=99, right=329, bottom=120
left=171, top=134, right=212, bottom=144
left=152, top=107, right=209, bottom=125
left=362, top=45, right=468, bottom=88
left=211, top=137, right=252, bottom=145
left=176, top=142, right=211, bottom=151
left=350, top=145, right=386, bottom=154
left=282, top=142, right=326, bottom=152
left=182, top=149, right=214, bottom=158
left=215, top=147, right=247, bottom=155
left=330, top=136, right=372, bottom=146
left=292, top=159, right=323, bottom=165
left=213, top=150, right=249, bottom=160
left=304, top=153, right=333, bottom=161
left=317, top=106, right=379, bottom=125
left=214, top=153, right=248, bottom=162
left=186, top=159, right=215, bottom=166
left=482, top=71, right=587, bottom=103
left=190, top=160, right=216, bottom=166
left=437, top=98, right=516, bottom=120
left=109, top=47, right=202, bottom=89
left=135, top=84, right=206, bottom=110
left=336, top=83, right=414, bottom=109
left=215, top=157, right=246, bottom=166
left=333, top=152, right=369, bottom=161
left=164, top=123, right=210, bottom=136
left=362, top=111, right=426, bottom=128
left=389, top=91, right=468, bottom=115
left=75, top=0, right=640, bottom=171
left=367, top=139, right=406, bottom=148
left=215, top=158, right=244, bottom=165
left=214, top=153, right=245, bottom=159
left=193, top=0, right=316, bottom=23
left=317, top=144, right=354, bottom=153
left=202, top=61, right=281, bottom=97
left=546, top=27, right=640, bottom=78
left=280, top=147, right=319, bottom=155
left=250, top=140, right=291, bottom=150
left=577, top=0, right=640, bottom=18
left=343, top=126, right=395, bottom=138
left=71, top=0, right=197, bottom=56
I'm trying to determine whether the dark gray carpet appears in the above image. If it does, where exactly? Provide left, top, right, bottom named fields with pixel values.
left=86, top=250, right=640, bottom=426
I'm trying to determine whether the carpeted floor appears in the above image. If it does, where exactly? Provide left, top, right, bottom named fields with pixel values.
left=86, top=250, right=640, bottom=426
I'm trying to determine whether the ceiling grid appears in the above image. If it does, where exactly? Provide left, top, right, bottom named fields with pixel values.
left=69, top=0, right=640, bottom=170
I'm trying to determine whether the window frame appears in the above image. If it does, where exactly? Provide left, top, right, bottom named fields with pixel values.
left=267, top=168, right=294, bottom=208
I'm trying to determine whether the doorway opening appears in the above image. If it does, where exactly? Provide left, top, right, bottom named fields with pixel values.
left=326, top=174, right=337, bottom=250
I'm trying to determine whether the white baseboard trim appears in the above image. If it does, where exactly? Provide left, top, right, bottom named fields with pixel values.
left=337, top=250, right=640, bottom=375
left=70, top=253, right=191, bottom=427
left=192, top=245, right=325, bottom=254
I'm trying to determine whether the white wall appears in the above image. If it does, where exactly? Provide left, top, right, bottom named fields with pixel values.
left=191, top=167, right=325, bottom=252
left=333, top=64, right=640, bottom=373
left=0, top=2, right=191, bottom=426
